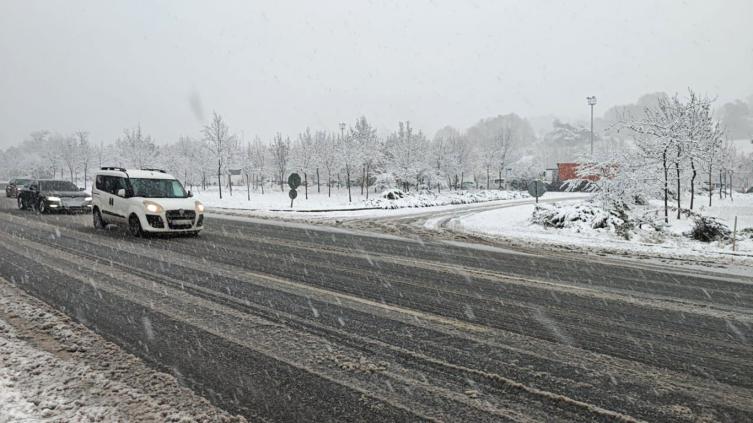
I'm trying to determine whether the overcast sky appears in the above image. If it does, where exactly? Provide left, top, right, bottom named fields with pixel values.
left=1, top=0, right=751, bottom=149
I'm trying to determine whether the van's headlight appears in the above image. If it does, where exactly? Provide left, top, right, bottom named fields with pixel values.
left=47, top=196, right=61, bottom=202
left=195, top=201, right=204, bottom=213
left=143, top=201, right=163, bottom=213
left=85, top=196, right=92, bottom=201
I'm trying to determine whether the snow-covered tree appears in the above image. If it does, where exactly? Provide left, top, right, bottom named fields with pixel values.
left=250, top=136, right=269, bottom=194
left=115, top=124, right=158, bottom=169
left=319, top=132, right=340, bottom=197
left=201, top=112, right=239, bottom=199
left=291, top=127, right=316, bottom=199
left=75, top=131, right=94, bottom=188
left=351, top=117, right=380, bottom=198
left=270, top=133, right=291, bottom=192
left=385, top=121, right=428, bottom=191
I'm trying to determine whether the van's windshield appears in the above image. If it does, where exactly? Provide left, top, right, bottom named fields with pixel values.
left=129, top=178, right=187, bottom=198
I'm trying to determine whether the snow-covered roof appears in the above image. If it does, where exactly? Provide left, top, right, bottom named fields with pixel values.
left=96, top=168, right=177, bottom=180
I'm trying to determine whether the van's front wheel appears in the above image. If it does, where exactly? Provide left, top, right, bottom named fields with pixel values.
left=93, top=209, right=105, bottom=229
left=129, top=214, right=144, bottom=237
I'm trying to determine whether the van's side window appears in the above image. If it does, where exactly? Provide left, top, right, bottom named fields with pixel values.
left=96, top=175, right=105, bottom=191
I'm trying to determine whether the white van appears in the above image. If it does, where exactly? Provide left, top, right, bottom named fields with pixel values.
left=92, top=168, right=204, bottom=236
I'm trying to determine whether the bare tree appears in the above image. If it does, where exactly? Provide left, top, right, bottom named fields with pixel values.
left=74, top=131, right=93, bottom=189
left=201, top=112, right=239, bottom=199
left=270, top=133, right=291, bottom=192
left=251, top=136, right=269, bottom=194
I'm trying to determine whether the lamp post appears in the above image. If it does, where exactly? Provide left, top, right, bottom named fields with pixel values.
left=586, top=96, right=597, bottom=155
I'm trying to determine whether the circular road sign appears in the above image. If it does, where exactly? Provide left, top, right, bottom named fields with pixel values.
left=288, top=173, right=301, bottom=190
left=527, top=180, right=547, bottom=198
left=288, top=189, right=298, bottom=200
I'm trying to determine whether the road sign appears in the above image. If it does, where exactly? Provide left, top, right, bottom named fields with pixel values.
left=527, top=180, right=547, bottom=203
left=288, top=173, right=301, bottom=190
left=288, top=189, right=298, bottom=200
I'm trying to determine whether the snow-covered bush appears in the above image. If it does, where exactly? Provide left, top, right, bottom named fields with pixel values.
left=685, top=215, right=731, bottom=243
left=531, top=203, right=634, bottom=239
left=381, top=189, right=405, bottom=200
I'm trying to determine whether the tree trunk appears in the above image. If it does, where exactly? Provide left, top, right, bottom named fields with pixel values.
left=217, top=159, right=223, bottom=199
left=461, top=172, right=464, bottom=191
left=304, top=172, right=308, bottom=200
left=690, top=159, right=696, bottom=210
left=229, top=173, right=233, bottom=196
left=328, top=170, right=331, bottom=197
left=675, top=159, right=681, bottom=220
left=365, top=163, right=370, bottom=200
left=708, top=165, right=712, bottom=207
left=361, top=166, right=364, bottom=195
left=346, top=166, right=351, bottom=203
left=719, top=169, right=723, bottom=199
left=247, top=173, right=250, bottom=201
left=729, top=172, right=734, bottom=200
left=261, top=174, right=264, bottom=194
left=317, top=168, right=320, bottom=193
left=499, top=168, right=502, bottom=190
left=662, top=148, right=668, bottom=224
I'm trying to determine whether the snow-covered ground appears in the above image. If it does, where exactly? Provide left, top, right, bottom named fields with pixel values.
left=194, top=186, right=536, bottom=212
left=451, top=193, right=753, bottom=261
left=0, top=278, right=247, bottom=423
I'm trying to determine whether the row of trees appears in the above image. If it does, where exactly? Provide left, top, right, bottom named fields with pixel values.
left=574, top=89, right=752, bottom=223
left=2, top=112, right=545, bottom=202
left=3, top=96, right=750, bottom=206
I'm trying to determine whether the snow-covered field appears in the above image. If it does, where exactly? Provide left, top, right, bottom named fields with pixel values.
left=451, top=193, right=753, bottom=260
left=195, top=186, right=535, bottom=212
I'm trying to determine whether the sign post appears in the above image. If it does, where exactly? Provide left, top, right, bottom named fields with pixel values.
left=288, top=173, right=301, bottom=208
left=527, top=180, right=547, bottom=204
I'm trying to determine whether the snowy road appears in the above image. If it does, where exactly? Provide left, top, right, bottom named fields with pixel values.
left=0, top=198, right=751, bottom=422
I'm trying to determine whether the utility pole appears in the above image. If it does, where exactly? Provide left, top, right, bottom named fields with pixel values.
left=587, top=96, right=597, bottom=155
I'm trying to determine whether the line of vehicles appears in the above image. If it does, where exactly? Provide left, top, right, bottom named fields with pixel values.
left=5, top=168, right=204, bottom=237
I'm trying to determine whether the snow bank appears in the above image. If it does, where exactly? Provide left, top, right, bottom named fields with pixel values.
left=452, top=194, right=753, bottom=262
left=196, top=186, right=528, bottom=212
left=365, top=189, right=526, bottom=209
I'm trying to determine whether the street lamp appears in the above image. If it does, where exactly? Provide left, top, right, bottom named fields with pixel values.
left=339, top=123, right=346, bottom=140
left=586, top=96, right=597, bottom=155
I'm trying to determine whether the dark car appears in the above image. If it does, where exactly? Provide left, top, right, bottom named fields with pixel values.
left=17, top=179, right=92, bottom=213
left=5, top=178, right=33, bottom=198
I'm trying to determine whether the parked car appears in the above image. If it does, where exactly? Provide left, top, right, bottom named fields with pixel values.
left=17, top=179, right=91, bottom=213
left=6, top=178, right=33, bottom=198
left=92, top=167, right=204, bottom=237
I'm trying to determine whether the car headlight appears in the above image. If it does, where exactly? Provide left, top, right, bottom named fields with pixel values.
left=143, top=201, right=163, bottom=213
left=195, top=201, right=204, bottom=213
left=47, top=196, right=61, bottom=202
left=85, top=196, right=92, bottom=201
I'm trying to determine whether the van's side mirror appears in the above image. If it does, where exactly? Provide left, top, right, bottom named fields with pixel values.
left=117, top=189, right=126, bottom=197
left=79, top=187, right=85, bottom=191
left=187, top=190, right=193, bottom=197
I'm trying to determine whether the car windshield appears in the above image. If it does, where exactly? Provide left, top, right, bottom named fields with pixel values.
left=40, top=181, right=79, bottom=191
left=129, top=178, right=187, bottom=198
left=15, top=179, right=32, bottom=186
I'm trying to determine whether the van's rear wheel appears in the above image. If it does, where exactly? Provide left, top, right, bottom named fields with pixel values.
left=93, top=209, right=105, bottom=229
left=37, top=199, right=47, bottom=214
left=17, top=197, right=24, bottom=210
left=129, top=215, right=143, bottom=237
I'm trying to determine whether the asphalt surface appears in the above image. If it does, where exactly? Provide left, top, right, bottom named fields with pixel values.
left=0, top=197, right=751, bottom=422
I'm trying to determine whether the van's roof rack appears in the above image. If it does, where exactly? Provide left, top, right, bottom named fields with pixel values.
left=100, top=167, right=127, bottom=172
left=141, top=168, right=166, bottom=173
